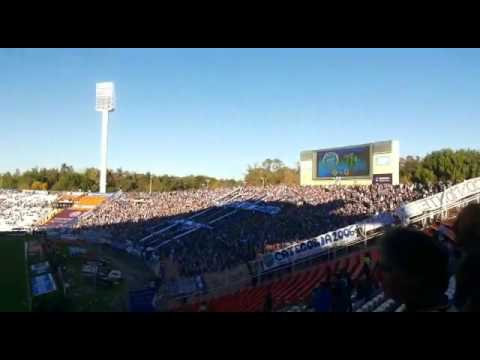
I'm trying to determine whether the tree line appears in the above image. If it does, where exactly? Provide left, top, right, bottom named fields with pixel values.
left=400, top=149, right=480, bottom=184
left=1, top=148, right=479, bottom=192
left=244, top=158, right=300, bottom=186
left=0, top=164, right=241, bottom=192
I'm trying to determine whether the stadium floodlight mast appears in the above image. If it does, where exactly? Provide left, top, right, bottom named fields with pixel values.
left=95, top=82, right=116, bottom=194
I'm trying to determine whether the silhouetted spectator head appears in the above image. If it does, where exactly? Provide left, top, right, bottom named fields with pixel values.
left=455, top=252, right=480, bottom=312
left=453, top=203, right=480, bottom=254
left=331, top=273, right=339, bottom=283
left=264, top=290, right=273, bottom=312
left=320, top=281, right=330, bottom=289
left=379, top=228, right=450, bottom=311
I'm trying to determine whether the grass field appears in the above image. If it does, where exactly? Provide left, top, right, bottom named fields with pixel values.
left=53, top=243, right=128, bottom=312
left=1, top=233, right=154, bottom=312
left=32, top=242, right=131, bottom=312
left=0, top=233, right=30, bottom=312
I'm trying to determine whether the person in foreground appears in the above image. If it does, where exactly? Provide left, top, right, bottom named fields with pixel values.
left=451, top=203, right=480, bottom=310
left=379, top=228, right=455, bottom=312
left=311, top=281, right=333, bottom=312
left=453, top=203, right=480, bottom=255
left=455, top=252, right=480, bottom=312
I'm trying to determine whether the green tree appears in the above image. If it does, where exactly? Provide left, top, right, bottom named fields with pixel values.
left=422, top=148, right=480, bottom=183
left=245, top=159, right=299, bottom=186
left=0, top=172, right=17, bottom=189
left=400, top=156, right=422, bottom=184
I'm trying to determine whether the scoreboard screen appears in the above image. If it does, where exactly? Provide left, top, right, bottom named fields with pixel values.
left=316, top=145, right=371, bottom=178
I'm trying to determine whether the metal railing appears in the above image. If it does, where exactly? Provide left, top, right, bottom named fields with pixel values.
left=161, top=235, right=377, bottom=308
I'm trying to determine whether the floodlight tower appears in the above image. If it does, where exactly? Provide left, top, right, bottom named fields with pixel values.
left=95, top=82, right=116, bottom=194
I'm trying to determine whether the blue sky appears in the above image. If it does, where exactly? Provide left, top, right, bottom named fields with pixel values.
left=1, top=48, right=479, bottom=180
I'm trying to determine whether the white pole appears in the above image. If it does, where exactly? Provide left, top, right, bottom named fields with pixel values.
left=100, top=110, right=109, bottom=194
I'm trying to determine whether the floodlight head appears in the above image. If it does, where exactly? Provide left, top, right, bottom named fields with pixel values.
left=96, top=82, right=115, bottom=112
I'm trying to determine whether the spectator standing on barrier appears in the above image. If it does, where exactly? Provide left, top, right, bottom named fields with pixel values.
left=331, top=273, right=349, bottom=312
left=199, top=302, right=208, bottom=312
left=379, top=228, right=454, bottom=312
left=362, top=252, right=372, bottom=278
left=371, top=263, right=383, bottom=290
left=264, top=290, right=273, bottom=312
left=340, top=269, right=353, bottom=312
left=311, top=281, right=332, bottom=312
left=356, top=272, right=373, bottom=302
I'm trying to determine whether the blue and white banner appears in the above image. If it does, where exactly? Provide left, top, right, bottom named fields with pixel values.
left=262, top=224, right=358, bottom=271
left=30, top=261, right=50, bottom=275
left=172, top=219, right=213, bottom=230
left=360, top=213, right=395, bottom=233
left=31, top=273, right=57, bottom=297
left=397, top=177, right=480, bottom=222
left=227, top=201, right=281, bottom=215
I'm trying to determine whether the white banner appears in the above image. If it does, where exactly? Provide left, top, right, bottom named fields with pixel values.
left=397, top=177, right=480, bottom=221
left=227, top=201, right=281, bottom=215
left=262, top=224, right=358, bottom=271
left=361, top=213, right=395, bottom=232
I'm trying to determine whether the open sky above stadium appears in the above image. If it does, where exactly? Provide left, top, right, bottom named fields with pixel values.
left=1, top=48, right=479, bottom=180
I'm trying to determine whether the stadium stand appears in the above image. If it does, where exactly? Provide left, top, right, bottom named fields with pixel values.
left=175, top=248, right=381, bottom=312
left=3, top=179, right=472, bottom=312
left=74, top=183, right=447, bottom=281
left=0, top=190, right=57, bottom=231
left=175, top=211, right=467, bottom=313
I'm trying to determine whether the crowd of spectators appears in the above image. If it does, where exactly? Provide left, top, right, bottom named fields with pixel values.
left=0, top=190, right=57, bottom=231
left=308, top=252, right=376, bottom=313
left=73, top=183, right=449, bottom=278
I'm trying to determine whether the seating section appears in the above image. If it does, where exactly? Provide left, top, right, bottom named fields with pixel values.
left=178, top=248, right=380, bottom=312
left=373, top=299, right=397, bottom=312
left=356, top=292, right=384, bottom=312
left=176, top=216, right=459, bottom=313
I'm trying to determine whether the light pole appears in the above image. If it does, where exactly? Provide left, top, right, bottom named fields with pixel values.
left=96, top=82, right=116, bottom=194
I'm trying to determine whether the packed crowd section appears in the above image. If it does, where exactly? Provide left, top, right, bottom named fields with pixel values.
left=74, top=183, right=449, bottom=278
left=0, top=190, right=57, bottom=231
left=189, top=203, right=477, bottom=313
